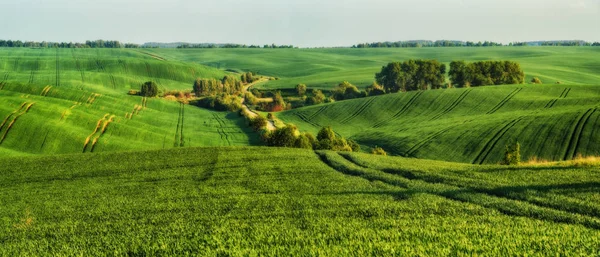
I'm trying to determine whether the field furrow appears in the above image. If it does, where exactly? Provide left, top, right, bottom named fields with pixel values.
left=339, top=97, right=377, bottom=124
left=563, top=108, right=597, bottom=160
left=430, top=89, right=472, bottom=120
left=373, top=91, right=423, bottom=128
left=472, top=118, right=523, bottom=164
left=486, top=88, right=522, bottom=114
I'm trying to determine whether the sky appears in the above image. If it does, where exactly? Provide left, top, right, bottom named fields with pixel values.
left=0, top=0, right=598, bottom=47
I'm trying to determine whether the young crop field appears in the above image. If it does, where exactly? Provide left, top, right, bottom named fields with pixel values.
left=0, top=147, right=598, bottom=255
left=278, top=84, right=600, bottom=163
left=143, top=47, right=600, bottom=90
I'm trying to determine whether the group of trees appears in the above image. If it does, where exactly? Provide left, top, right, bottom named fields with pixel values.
left=353, top=40, right=600, bottom=48
left=353, top=40, right=503, bottom=48
left=331, top=81, right=366, bottom=100
left=140, top=81, right=159, bottom=97
left=177, top=43, right=295, bottom=49
left=375, top=60, right=446, bottom=92
left=193, top=75, right=244, bottom=96
left=0, top=39, right=142, bottom=48
left=448, top=61, right=525, bottom=87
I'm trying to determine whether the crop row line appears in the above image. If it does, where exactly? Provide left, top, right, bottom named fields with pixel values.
left=373, top=91, right=423, bottom=128
left=544, top=88, right=571, bottom=109
left=72, top=50, right=85, bottom=83
left=472, top=118, right=523, bottom=164
left=404, top=121, right=472, bottom=157
left=0, top=72, right=9, bottom=90
left=318, top=151, right=600, bottom=230
left=55, top=48, right=60, bottom=87
left=430, top=90, right=472, bottom=120
left=212, top=113, right=231, bottom=146
left=295, top=112, right=321, bottom=128
left=307, top=105, right=328, bottom=120
left=563, top=108, right=597, bottom=160
left=339, top=97, right=377, bottom=124
left=486, top=88, right=522, bottom=114
left=40, top=86, right=52, bottom=97
left=0, top=102, right=34, bottom=145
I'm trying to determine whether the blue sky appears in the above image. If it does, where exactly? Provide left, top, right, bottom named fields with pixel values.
left=1, top=0, right=598, bottom=47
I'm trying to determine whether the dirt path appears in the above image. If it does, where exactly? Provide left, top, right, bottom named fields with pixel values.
left=240, top=78, right=276, bottom=131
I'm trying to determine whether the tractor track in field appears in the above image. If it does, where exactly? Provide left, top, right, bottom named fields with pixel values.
left=486, top=88, right=522, bottom=114
left=404, top=121, right=472, bottom=157
left=373, top=91, right=423, bottom=128
left=563, top=108, right=597, bottom=160
left=339, top=97, right=377, bottom=124
left=28, top=58, right=40, bottom=84
left=72, top=50, right=85, bottom=82
left=307, top=105, right=328, bottom=120
left=544, top=88, right=571, bottom=109
left=40, top=86, right=52, bottom=96
left=0, top=73, right=9, bottom=90
left=83, top=114, right=115, bottom=153
left=472, top=118, right=523, bottom=165
left=212, top=113, right=232, bottom=146
left=295, top=112, right=322, bottom=128
left=317, top=151, right=600, bottom=230
left=55, top=49, right=60, bottom=87
left=0, top=102, right=34, bottom=145
left=430, top=90, right=472, bottom=120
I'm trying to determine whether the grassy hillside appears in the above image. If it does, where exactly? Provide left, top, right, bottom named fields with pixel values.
left=279, top=84, right=600, bottom=163
left=0, top=48, right=259, bottom=155
left=144, top=47, right=600, bottom=90
left=0, top=146, right=598, bottom=255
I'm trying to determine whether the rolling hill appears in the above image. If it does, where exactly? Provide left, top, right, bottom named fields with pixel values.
left=143, top=47, right=600, bottom=90
left=278, top=84, right=600, bottom=164
left=0, top=48, right=259, bottom=156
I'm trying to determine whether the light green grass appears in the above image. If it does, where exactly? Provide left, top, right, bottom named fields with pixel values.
left=279, top=84, right=600, bottom=163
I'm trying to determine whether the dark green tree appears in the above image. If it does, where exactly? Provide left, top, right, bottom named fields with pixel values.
left=140, top=81, right=158, bottom=97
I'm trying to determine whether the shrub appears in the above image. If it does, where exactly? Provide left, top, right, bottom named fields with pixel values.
left=317, top=126, right=335, bottom=142
left=531, top=77, right=542, bottom=84
left=348, top=139, right=361, bottom=152
left=372, top=146, right=387, bottom=156
left=140, top=81, right=158, bottom=97
left=294, top=134, right=314, bottom=149
left=331, top=81, right=362, bottom=100
left=296, top=84, right=307, bottom=96
left=366, top=82, right=385, bottom=96
left=249, top=116, right=268, bottom=131
left=306, top=89, right=326, bottom=105
left=266, top=125, right=298, bottom=147
left=501, top=142, right=521, bottom=165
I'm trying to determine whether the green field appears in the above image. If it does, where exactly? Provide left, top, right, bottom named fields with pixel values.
left=1, top=46, right=600, bottom=254
left=1, top=146, right=599, bottom=255
left=144, top=47, right=600, bottom=89
left=278, top=84, right=600, bottom=163
left=0, top=48, right=259, bottom=155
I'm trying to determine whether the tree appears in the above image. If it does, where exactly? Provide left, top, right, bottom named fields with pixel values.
left=317, top=126, right=335, bottom=142
left=266, top=125, right=298, bottom=147
left=296, top=84, right=307, bottom=96
left=376, top=60, right=446, bottom=92
left=365, top=81, right=385, bottom=96
left=306, top=89, right=326, bottom=105
left=331, top=81, right=361, bottom=100
left=140, top=81, right=158, bottom=97
left=501, top=142, right=521, bottom=165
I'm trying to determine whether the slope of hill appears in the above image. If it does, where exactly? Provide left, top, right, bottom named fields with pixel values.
left=0, top=48, right=259, bottom=155
left=278, top=84, right=600, bottom=164
left=0, top=146, right=598, bottom=255
left=143, top=47, right=600, bottom=89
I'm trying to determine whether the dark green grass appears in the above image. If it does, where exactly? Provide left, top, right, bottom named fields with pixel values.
left=279, top=84, right=600, bottom=163
left=0, top=147, right=598, bottom=255
left=144, top=47, right=600, bottom=90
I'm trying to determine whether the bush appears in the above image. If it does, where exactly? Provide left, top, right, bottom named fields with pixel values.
left=266, top=125, right=298, bottom=147
left=531, top=77, right=542, bottom=84
left=249, top=116, right=268, bottom=131
left=296, top=84, right=307, bottom=96
left=366, top=82, right=385, bottom=96
left=331, top=81, right=362, bottom=100
left=195, top=94, right=242, bottom=111
left=140, top=81, right=158, bottom=97
left=306, top=89, right=326, bottom=105
left=294, top=133, right=314, bottom=149
left=502, top=142, right=521, bottom=165
left=372, top=146, right=387, bottom=156
left=348, top=139, right=361, bottom=152
left=317, top=127, right=335, bottom=142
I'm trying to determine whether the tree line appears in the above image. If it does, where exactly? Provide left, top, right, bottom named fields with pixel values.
left=375, top=59, right=525, bottom=92
left=354, top=40, right=600, bottom=48
left=0, top=39, right=144, bottom=48
left=177, top=43, right=295, bottom=49
left=353, top=40, right=503, bottom=48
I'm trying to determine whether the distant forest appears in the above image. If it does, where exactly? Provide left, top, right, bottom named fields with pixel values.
left=353, top=40, right=600, bottom=48
left=0, top=39, right=598, bottom=49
